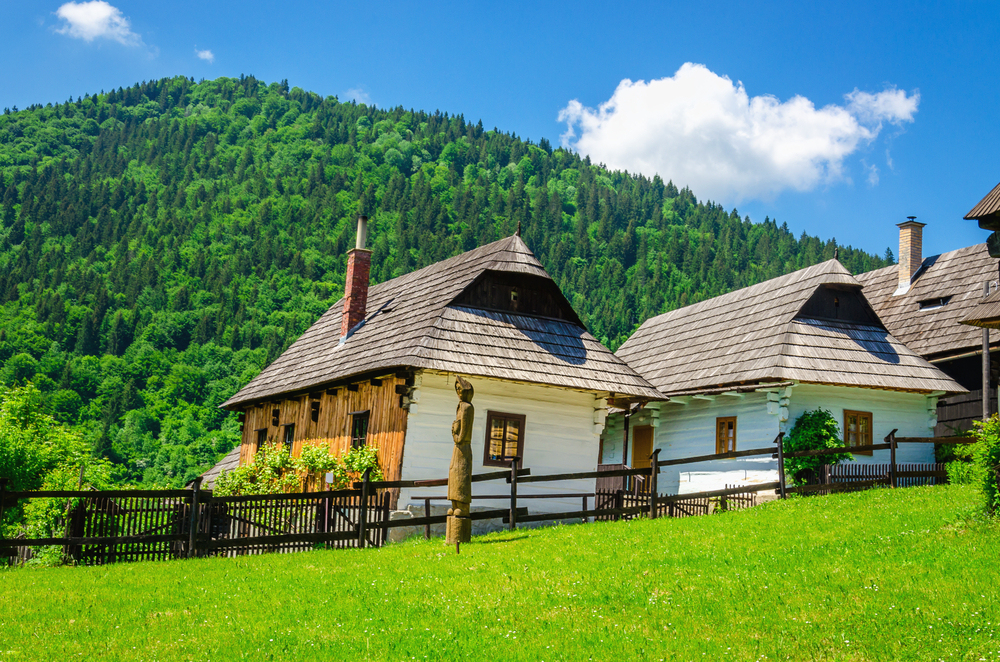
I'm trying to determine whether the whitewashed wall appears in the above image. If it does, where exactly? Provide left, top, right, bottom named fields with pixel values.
left=603, top=383, right=938, bottom=494
left=398, top=371, right=605, bottom=514
left=788, top=384, right=936, bottom=465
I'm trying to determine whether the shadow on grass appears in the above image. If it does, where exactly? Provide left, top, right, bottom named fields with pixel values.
left=474, top=535, right=530, bottom=544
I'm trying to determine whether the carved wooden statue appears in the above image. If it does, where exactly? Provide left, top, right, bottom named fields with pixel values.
left=446, top=376, right=474, bottom=545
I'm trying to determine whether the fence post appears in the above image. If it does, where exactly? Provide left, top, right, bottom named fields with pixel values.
left=649, top=449, right=660, bottom=520
left=887, top=429, right=898, bottom=488
left=582, top=495, right=588, bottom=523
left=358, top=467, right=372, bottom=549
left=424, top=498, right=431, bottom=540
left=774, top=432, right=787, bottom=499
left=509, top=458, right=518, bottom=531
left=188, top=477, right=203, bottom=559
left=322, top=491, right=331, bottom=550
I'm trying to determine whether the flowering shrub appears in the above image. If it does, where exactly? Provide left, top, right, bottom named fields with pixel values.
left=213, top=442, right=383, bottom=496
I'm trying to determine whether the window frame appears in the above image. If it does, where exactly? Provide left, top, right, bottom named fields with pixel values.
left=482, top=411, right=527, bottom=468
left=844, top=410, right=873, bottom=456
left=255, top=428, right=268, bottom=452
left=282, top=423, right=295, bottom=454
left=350, top=410, right=370, bottom=449
left=715, top=416, right=737, bottom=455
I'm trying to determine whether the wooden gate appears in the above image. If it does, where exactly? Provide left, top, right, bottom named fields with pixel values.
left=67, top=494, right=189, bottom=564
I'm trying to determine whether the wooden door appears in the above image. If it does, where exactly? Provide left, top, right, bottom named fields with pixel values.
left=632, top=425, right=653, bottom=469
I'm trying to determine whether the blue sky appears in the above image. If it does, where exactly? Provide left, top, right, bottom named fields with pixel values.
left=3, top=0, right=998, bottom=259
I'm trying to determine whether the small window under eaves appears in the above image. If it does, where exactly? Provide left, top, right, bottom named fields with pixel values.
left=918, top=296, right=951, bottom=311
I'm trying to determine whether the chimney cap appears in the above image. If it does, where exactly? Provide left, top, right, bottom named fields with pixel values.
left=897, top=216, right=925, bottom=229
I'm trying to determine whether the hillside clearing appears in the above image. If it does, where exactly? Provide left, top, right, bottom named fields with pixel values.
left=1, top=486, right=998, bottom=661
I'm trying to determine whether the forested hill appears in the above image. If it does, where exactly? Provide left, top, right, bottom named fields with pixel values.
left=0, top=75, right=892, bottom=486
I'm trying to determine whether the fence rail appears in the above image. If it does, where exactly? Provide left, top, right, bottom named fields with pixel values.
left=0, top=431, right=973, bottom=566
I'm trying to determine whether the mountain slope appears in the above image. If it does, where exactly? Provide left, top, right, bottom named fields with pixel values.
left=0, top=75, right=892, bottom=485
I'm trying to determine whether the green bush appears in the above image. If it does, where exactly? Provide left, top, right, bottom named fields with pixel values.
left=782, top=408, right=853, bottom=485
left=972, top=415, right=1000, bottom=514
left=946, top=460, right=982, bottom=486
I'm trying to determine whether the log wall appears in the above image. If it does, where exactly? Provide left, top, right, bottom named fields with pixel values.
left=237, top=372, right=410, bottom=501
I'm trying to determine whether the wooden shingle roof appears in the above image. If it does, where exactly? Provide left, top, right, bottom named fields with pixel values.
left=222, top=236, right=662, bottom=408
left=190, top=444, right=241, bottom=490
left=617, top=260, right=965, bottom=396
left=965, top=180, right=1000, bottom=221
left=855, top=243, right=998, bottom=359
left=960, top=287, right=1000, bottom=329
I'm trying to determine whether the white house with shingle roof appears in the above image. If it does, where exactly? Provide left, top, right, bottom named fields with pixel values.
left=606, top=259, right=965, bottom=494
left=221, top=218, right=661, bottom=514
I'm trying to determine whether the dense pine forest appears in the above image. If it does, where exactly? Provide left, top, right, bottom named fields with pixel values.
left=0, top=75, right=892, bottom=488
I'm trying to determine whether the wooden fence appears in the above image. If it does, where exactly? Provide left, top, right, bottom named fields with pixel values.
left=0, top=432, right=974, bottom=566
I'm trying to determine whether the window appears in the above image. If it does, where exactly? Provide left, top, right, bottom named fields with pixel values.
left=483, top=411, right=526, bottom=467
left=283, top=424, right=295, bottom=454
left=918, top=296, right=951, bottom=311
left=350, top=411, right=370, bottom=448
left=716, top=417, right=737, bottom=454
left=255, top=429, right=267, bottom=451
left=844, top=410, right=873, bottom=455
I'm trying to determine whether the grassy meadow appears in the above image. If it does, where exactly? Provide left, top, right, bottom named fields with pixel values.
left=1, top=485, right=998, bottom=661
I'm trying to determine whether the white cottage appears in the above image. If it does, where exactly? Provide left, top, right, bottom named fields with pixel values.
left=608, top=259, right=966, bottom=494
left=222, top=219, right=661, bottom=516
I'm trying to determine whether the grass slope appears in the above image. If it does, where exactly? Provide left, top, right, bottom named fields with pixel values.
left=1, top=486, right=998, bottom=661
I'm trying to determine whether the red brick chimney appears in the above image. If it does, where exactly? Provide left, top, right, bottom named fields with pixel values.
left=896, top=217, right=925, bottom=293
left=341, top=216, right=371, bottom=337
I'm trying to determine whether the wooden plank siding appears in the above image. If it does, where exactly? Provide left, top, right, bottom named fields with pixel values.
left=935, top=388, right=996, bottom=435
left=237, top=374, right=409, bottom=505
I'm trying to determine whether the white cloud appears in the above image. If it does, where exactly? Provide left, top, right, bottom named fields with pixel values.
left=558, top=63, right=919, bottom=202
left=345, top=87, right=371, bottom=105
left=195, top=48, right=214, bottom=63
left=846, top=88, right=918, bottom=127
left=54, top=1, right=141, bottom=46
left=866, top=163, right=880, bottom=187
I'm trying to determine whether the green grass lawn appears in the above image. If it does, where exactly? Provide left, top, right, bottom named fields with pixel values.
left=1, top=486, right=998, bottom=661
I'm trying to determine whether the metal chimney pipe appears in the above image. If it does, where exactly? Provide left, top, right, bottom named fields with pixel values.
left=356, top=215, right=368, bottom=251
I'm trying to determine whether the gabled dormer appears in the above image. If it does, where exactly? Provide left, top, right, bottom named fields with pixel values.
left=450, top=270, right=583, bottom=325
left=795, top=284, right=885, bottom=329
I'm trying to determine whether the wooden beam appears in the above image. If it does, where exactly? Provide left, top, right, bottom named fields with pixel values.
left=721, top=392, right=745, bottom=399
left=656, top=447, right=776, bottom=467
left=692, top=394, right=716, bottom=401
left=893, top=436, right=975, bottom=444
left=667, top=396, right=690, bottom=405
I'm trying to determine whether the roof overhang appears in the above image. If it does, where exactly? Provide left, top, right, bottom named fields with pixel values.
left=658, top=380, right=796, bottom=400
left=960, top=288, right=1000, bottom=329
